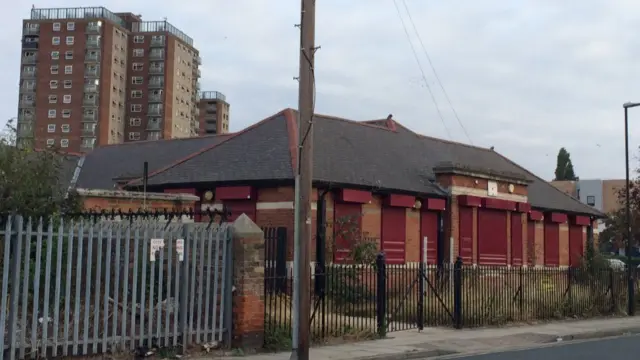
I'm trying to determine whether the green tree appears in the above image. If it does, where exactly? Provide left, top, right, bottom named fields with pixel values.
left=554, top=147, right=578, bottom=181
left=0, top=118, right=81, bottom=217
left=600, top=175, right=640, bottom=252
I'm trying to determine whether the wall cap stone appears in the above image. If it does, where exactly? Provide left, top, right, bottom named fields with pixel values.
left=233, top=213, right=263, bottom=236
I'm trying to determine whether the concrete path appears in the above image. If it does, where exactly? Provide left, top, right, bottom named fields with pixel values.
left=218, top=317, right=640, bottom=360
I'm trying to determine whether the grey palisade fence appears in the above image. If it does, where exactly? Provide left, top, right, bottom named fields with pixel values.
left=0, top=215, right=233, bottom=360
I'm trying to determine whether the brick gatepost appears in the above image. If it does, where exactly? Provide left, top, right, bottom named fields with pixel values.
left=232, top=214, right=266, bottom=349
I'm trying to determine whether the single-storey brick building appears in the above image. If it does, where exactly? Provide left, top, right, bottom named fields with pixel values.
left=69, top=108, right=602, bottom=268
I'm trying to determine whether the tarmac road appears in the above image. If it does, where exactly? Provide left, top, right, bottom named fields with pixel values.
left=442, top=333, right=640, bottom=360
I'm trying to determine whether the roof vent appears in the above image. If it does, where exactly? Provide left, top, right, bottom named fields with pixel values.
left=387, top=114, right=393, bottom=120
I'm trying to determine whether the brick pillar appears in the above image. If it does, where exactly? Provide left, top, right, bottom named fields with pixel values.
left=232, top=214, right=265, bottom=350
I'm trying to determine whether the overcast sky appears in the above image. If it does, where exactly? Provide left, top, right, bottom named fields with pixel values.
left=3, top=0, right=640, bottom=181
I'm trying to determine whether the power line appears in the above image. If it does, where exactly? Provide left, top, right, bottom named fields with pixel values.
left=400, top=0, right=473, bottom=145
left=392, top=0, right=452, bottom=140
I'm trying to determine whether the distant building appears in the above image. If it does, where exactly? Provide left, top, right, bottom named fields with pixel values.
left=17, top=6, right=201, bottom=152
left=197, top=91, right=230, bottom=135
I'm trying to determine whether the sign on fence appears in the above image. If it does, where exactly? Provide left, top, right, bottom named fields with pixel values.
left=176, top=238, right=185, bottom=261
left=150, top=238, right=166, bottom=262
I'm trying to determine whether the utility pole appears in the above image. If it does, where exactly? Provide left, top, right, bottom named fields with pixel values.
left=291, top=0, right=315, bottom=359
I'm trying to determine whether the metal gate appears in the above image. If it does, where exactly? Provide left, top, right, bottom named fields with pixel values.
left=0, top=215, right=233, bottom=360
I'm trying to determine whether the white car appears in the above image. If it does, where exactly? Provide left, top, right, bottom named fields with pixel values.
left=607, top=258, right=626, bottom=270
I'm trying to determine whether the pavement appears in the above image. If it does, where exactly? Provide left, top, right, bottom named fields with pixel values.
left=219, top=317, right=640, bottom=360
left=442, top=333, right=640, bottom=359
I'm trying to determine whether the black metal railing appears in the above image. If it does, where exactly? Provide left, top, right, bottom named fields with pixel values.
left=263, top=253, right=630, bottom=350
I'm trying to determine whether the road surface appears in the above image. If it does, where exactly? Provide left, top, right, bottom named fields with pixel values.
left=446, top=334, right=640, bottom=359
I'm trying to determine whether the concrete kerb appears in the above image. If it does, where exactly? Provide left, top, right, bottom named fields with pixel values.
left=347, top=325, right=640, bottom=360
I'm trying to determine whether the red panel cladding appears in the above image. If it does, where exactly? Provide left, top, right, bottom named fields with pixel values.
left=529, top=211, right=544, bottom=221
left=458, top=206, right=473, bottom=263
left=420, top=211, right=438, bottom=265
left=339, top=189, right=372, bottom=204
left=482, top=198, right=516, bottom=211
left=548, top=212, right=568, bottom=223
left=527, top=221, right=535, bottom=266
left=333, top=202, right=362, bottom=263
left=216, top=186, right=253, bottom=200
left=381, top=206, right=406, bottom=264
left=426, top=198, right=446, bottom=211
left=477, top=209, right=508, bottom=265
left=544, top=222, right=560, bottom=266
left=572, top=215, right=591, bottom=226
left=386, top=194, right=415, bottom=208
left=458, top=195, right=482, bottom=207
left=516, top=202, right=531, bottom=213
left=510, top=213, right=523, bottom=266
left=569, top=225, right=584, bottom=267
left=224, top=200, right=256, bottom=222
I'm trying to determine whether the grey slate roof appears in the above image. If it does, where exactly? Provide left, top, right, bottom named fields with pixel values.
left=75, top=135, right=229, bottom=189
left=76, top=108, right=601, bottom=217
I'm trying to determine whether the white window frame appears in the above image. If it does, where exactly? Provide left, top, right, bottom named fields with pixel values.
left=63, top=80, right=72, bottom=89
left=131, top=90, right=143, bottom=99
left=47, top=124, right=56, bottom=133
left=52, top=36, right=60, bottom=45
left=132, top=63, right=144, bottom=71
left=61, top=124, right=70, bottom=133
left=133, top=48, right=144, bottom=57
left=49, top=80, right=58, bottom=89
left=128, top=132, right=141, bottom=141
left=60, top=139, right=69, bottom=148
left=133, top=35, right=144, bottom=43
left=48, top=95, right=57, bottom=104
left=65, top=51, right=73, bottom=59
left=130, top=104, right=142, bottom=112
left=50, top=65, right=59, bottom=74
left=65, top=36, right=74, bottom=45
left=129, top=117, right=141, bottom=126
left=48, top=110, right=56, bottom=118
left=63, top=94, right=72, bottom=104
left=62, top=110, right=71, bottom=118
left=46, top=139, right=55, bottom=146
left=66, top=22, right=75, bottom=31
left=52, top=23, right=61, bottom=31
left=51, top=51, right=59, bottom=60
left=131, top=77, right=143, bottom=85
left=64, top=65, right=73, bottom=74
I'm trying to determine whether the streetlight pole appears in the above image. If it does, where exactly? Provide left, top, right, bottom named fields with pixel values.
left=623, top=101, right=640, bottom=316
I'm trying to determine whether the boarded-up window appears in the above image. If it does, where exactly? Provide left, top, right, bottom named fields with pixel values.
left=544, top=222, right=560, bottom=267
left=333, top=202, right=362, bottom=263
left=477, top=209, right=508, bottom=265
left=381, top=206, right=406, bottom=264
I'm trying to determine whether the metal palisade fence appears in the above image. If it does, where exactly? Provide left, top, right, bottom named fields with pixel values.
left=0, top=215, right=233, bottom=360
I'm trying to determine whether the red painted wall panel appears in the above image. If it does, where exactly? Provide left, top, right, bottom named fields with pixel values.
left=477, top=209, right=508, bottom=265
left=527, top=221, right=535, bottom=266
left=511, top=213, right=523, bottom=266
left=569, top=225, right=584, bottom=267
left=458, top=206, right=473, bottom=263
left=420, top=211, right=438, bottom=265
left=224, top=200, right=256, bottom=222
left=333, top=202, right=362, bottom=263
left=544, top=222, right=560, bottom=267
left=381, top=206, right=406, bottom=264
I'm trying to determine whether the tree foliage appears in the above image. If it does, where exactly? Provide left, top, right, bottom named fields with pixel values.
left=600, top=175, right=640, bottom=252
left=554, top=147, right=578, bottom=181
left=0, top=119, right=82, bottom=217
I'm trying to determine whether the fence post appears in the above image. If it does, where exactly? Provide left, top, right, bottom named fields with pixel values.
left=376, top=252, right=387, bottom=337
left=417, top=260, right=425, bottom=331
left=566, top=267, right=573, bottom=316
left=610, top=268, right=615, bottom=313
left=453, top=257, right=463, bottom=329
left=518, top=267, right=524, bottom=320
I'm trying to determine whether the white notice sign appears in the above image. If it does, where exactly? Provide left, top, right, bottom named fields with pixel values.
left=149, top=238, right=165, bottom=262
left=176, top=239, right=185, bottom=262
